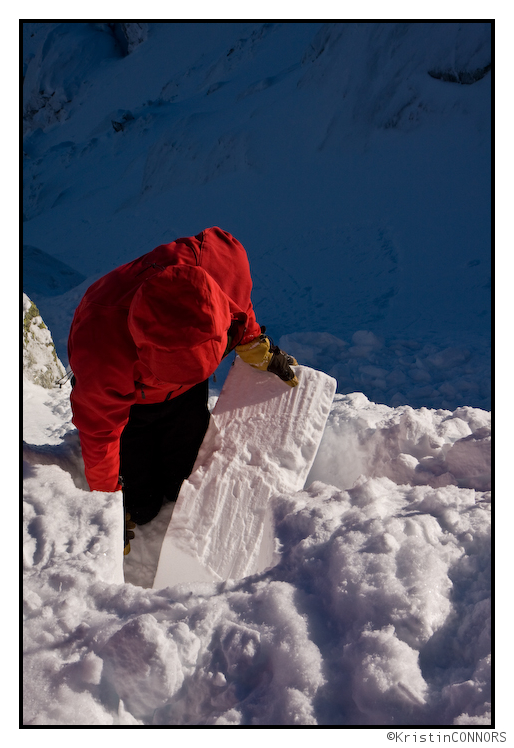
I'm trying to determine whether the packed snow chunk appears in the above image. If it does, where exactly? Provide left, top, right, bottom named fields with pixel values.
left=446, top=656, right=491, bottom=726
left=273, top=479, right=458, bottom=650
left=23, top=430, right=88, bottom=489
left=117, top=700, right=145, bottom=726
left=212, top=709, right=243, bottom=725
left=349, top=329, right=383, bottom=356
left=23, top=377, right=75, bottom=446
left=427, top=347, right=471, bottom=370
left=272, top=476, right=490, bottom=724
left=68, top=650, right=104, bottom=685
left=268, top=601, right=324, bottom=698
left=451, top=406, right=491, bottom=433
left=442, top=429, right=491, bottom=490
left=206, top=581, right=324, bottom=726
left=308, top=394, right=491, bottom=491
left=322, top=479, right=457, bottom=648
left=347, top=626, right=427, bottom=723
left=154, top=359, right=336, bottom=587
left=24, top=675, right=115, bottom=726
left=23, top=461, right=123, bottom=584
left=101, top=613, right=183, bottom=719
left=23, top=292, right=65, bottom=388
left=151, top=578, right=324, bottom=726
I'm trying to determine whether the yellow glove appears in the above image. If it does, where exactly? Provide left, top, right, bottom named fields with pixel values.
left=236, top=334, right=299, bottom=387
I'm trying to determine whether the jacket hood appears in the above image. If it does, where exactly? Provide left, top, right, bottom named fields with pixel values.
left=128, top=265, right=232, bottom=385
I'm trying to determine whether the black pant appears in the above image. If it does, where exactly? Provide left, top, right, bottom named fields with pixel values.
left=119, top=381, right=210, bottom=525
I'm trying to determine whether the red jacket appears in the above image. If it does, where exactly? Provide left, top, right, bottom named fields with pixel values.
left=68, top=227, right=262, bottom=492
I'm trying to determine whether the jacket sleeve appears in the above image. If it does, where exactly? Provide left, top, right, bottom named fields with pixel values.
left=68, top=305, right=137, bottom=492
left=239, top=300, right=262, bottom=346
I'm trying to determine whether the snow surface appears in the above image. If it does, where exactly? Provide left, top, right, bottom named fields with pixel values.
left=22, top=21, right=493, bottom=728
left=22, top=21, right=491, bottom=412
left=23, top=345, right=491, bottom=726
left=23, top=306, right=491, bottom=725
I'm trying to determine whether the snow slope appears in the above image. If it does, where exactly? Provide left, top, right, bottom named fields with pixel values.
left=22, top=22, right=492, bottom=727
left=23, top=297, right=491, bottom=726
left=22, top=21, right=491, bottom=411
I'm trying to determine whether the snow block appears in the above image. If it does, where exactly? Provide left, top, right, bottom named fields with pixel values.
left=153, top=358, right=337, bottom=588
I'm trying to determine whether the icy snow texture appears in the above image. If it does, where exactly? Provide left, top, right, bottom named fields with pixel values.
left=308, top=392, right=491, bottom=492
left=154, top=359, right=336, bottom=587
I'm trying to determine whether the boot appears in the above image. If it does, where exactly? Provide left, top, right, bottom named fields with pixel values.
left=124, top=512, right=136, bottom=555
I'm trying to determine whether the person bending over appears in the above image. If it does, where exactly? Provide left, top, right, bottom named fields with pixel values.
left=67, top=227, right=298, bottom=553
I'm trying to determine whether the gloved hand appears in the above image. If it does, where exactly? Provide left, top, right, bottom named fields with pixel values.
left=124, top=512, right=136, bottom=556
left=236, top=331, right=299, bottom=387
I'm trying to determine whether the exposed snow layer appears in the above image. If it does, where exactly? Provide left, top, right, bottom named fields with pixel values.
left=308, top=391, right=491, bottom=493
left=154, top=359, right=336, bottom=587
left=23, top=357, right=491, bottom=726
